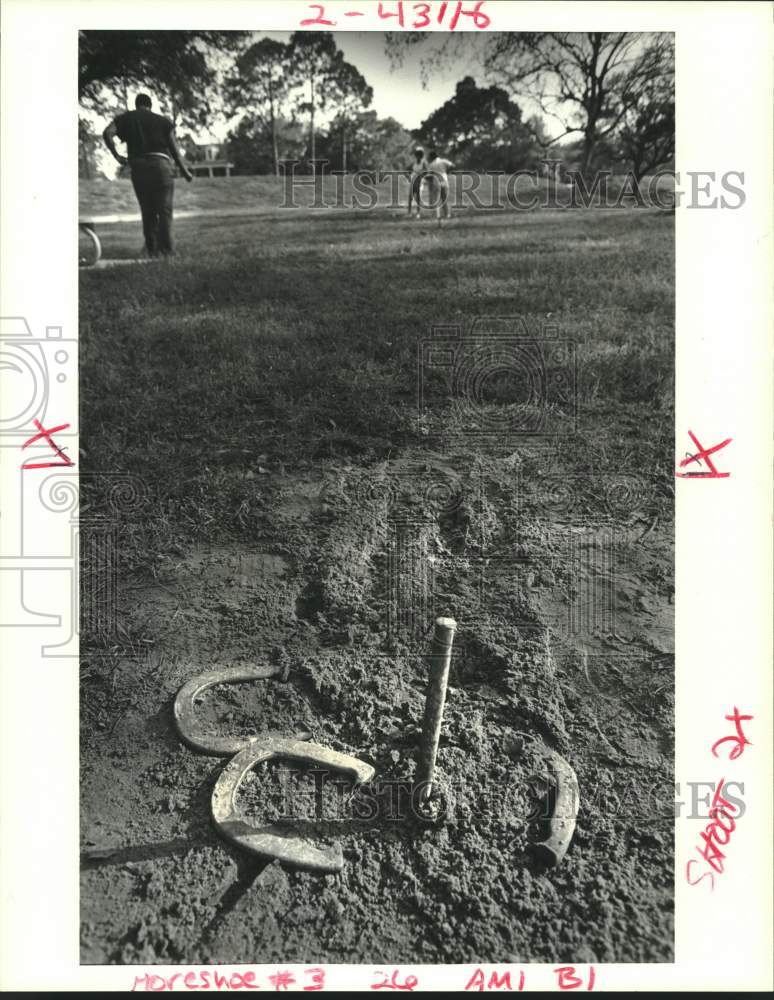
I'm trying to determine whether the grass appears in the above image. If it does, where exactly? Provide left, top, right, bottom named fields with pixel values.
left=79, top=196, right=674, bottom=566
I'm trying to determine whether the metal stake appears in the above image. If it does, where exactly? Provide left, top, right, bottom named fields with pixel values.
left=416, top=616, right=457, bottom=803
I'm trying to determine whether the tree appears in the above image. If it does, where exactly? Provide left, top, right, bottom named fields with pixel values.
left=386, top=32, right=674, bottom=176
left=79, top=30, right=245, bottom=131
left=225, top=115, right=306, bottom=176
left=483, top=32, right=674, bottom=175
left=226, top=38, right=292, bottom=177
left=78, top=117, right=102, bottom=180
left=287, top=32, right=373, bottom=168
left=615, top=83, right=674, bottom=180
left=317, top=112, right=413, bottom=172
left=417, top=75, right=537, bottom=171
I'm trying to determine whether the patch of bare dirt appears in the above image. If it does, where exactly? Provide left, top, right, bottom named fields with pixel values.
left=80, top=452, right=673, bottom=965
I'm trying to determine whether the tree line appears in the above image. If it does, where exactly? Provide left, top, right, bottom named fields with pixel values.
left=79, top=30, right=674, bottom=181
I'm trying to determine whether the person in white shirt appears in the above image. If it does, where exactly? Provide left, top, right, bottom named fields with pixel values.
left=408, top=146, right=428, bottom=219
left=426, top=148, right=454, bottom=220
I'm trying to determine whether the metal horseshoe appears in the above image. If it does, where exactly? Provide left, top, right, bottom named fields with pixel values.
left=211, top=737, right=376, bottom=873
left=173, top=665, right=285, bottom=756
left=532, top=751, right=580, bottom=867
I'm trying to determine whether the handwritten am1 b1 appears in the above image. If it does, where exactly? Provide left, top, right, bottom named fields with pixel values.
left=463, top=966, right=596, bottom=991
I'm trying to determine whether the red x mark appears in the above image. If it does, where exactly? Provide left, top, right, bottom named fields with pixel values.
left=21, top=418, right=75, bottom=470
left=675, top=430, right=732, bottom=478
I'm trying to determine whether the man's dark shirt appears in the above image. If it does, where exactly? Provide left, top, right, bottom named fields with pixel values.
left=114, top=109, right=174, bottom=159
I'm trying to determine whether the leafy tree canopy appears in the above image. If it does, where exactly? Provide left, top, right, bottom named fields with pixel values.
left=417, top=76, right=539, bottom=171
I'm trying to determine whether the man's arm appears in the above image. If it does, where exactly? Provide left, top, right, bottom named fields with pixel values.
left=102, top=120, right=127, bottom=166
left=167, top=130, right=193, bottom=183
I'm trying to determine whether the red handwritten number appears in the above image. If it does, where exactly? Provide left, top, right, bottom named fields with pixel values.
left=412, top=2, right=431, bottom=27
left=300, top=3, right=336, bottom=26
left=21, top=419, right=74, bottom=470
left=371, top=969, right=418, bottom=991
left=378, top=2, right=405, bottom=27
left=711, top=707, right=753, bottom=759
left=303, top=967, right=325, bottom=991
left=449, top=1, right=491, bottom=30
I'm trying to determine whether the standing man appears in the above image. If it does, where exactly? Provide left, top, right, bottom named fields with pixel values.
left=407, top=145, right=428, bottom=219
left=426, top=148, right=454, bottom=221
left=103, top=93, right=193, bottom=257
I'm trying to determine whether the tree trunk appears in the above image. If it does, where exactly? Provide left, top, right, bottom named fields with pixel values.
left=80, top=142, right=91, bottom=180
left=581, top=127, right=595, bottom=177
left=309, top=72, right=316, bottom=168
left=342, top=126, right=347, bottom=172
left=269, top=78, right=279, bottom=177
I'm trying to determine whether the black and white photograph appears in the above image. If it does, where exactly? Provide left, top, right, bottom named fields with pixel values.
left=2, top=0, right=773, bottom=990
left=75, top=23, right=679, bottom=969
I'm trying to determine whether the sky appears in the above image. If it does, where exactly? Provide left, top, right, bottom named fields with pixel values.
left=248, top=30, right=492, bottom=133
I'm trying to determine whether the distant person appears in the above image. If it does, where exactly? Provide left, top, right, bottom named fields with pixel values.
left=427, top=148, right=454, bottom=220
left=102, top=93, right=193, bottom=257
left=408, top=145, right=428, bottom=219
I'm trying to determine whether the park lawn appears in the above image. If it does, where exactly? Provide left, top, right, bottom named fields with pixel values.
left=80, top=174, right=558, bottom=217
left=79, top=202, right=675, bottom=966
left=80, top=205, right=673, bottom=540
left=79, top=172, right=669, bottom=219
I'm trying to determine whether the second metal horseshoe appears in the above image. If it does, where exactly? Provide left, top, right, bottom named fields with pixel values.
left=211, top=737, right=376, bottom=872
left=174, top=665, right=285, bottom=756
